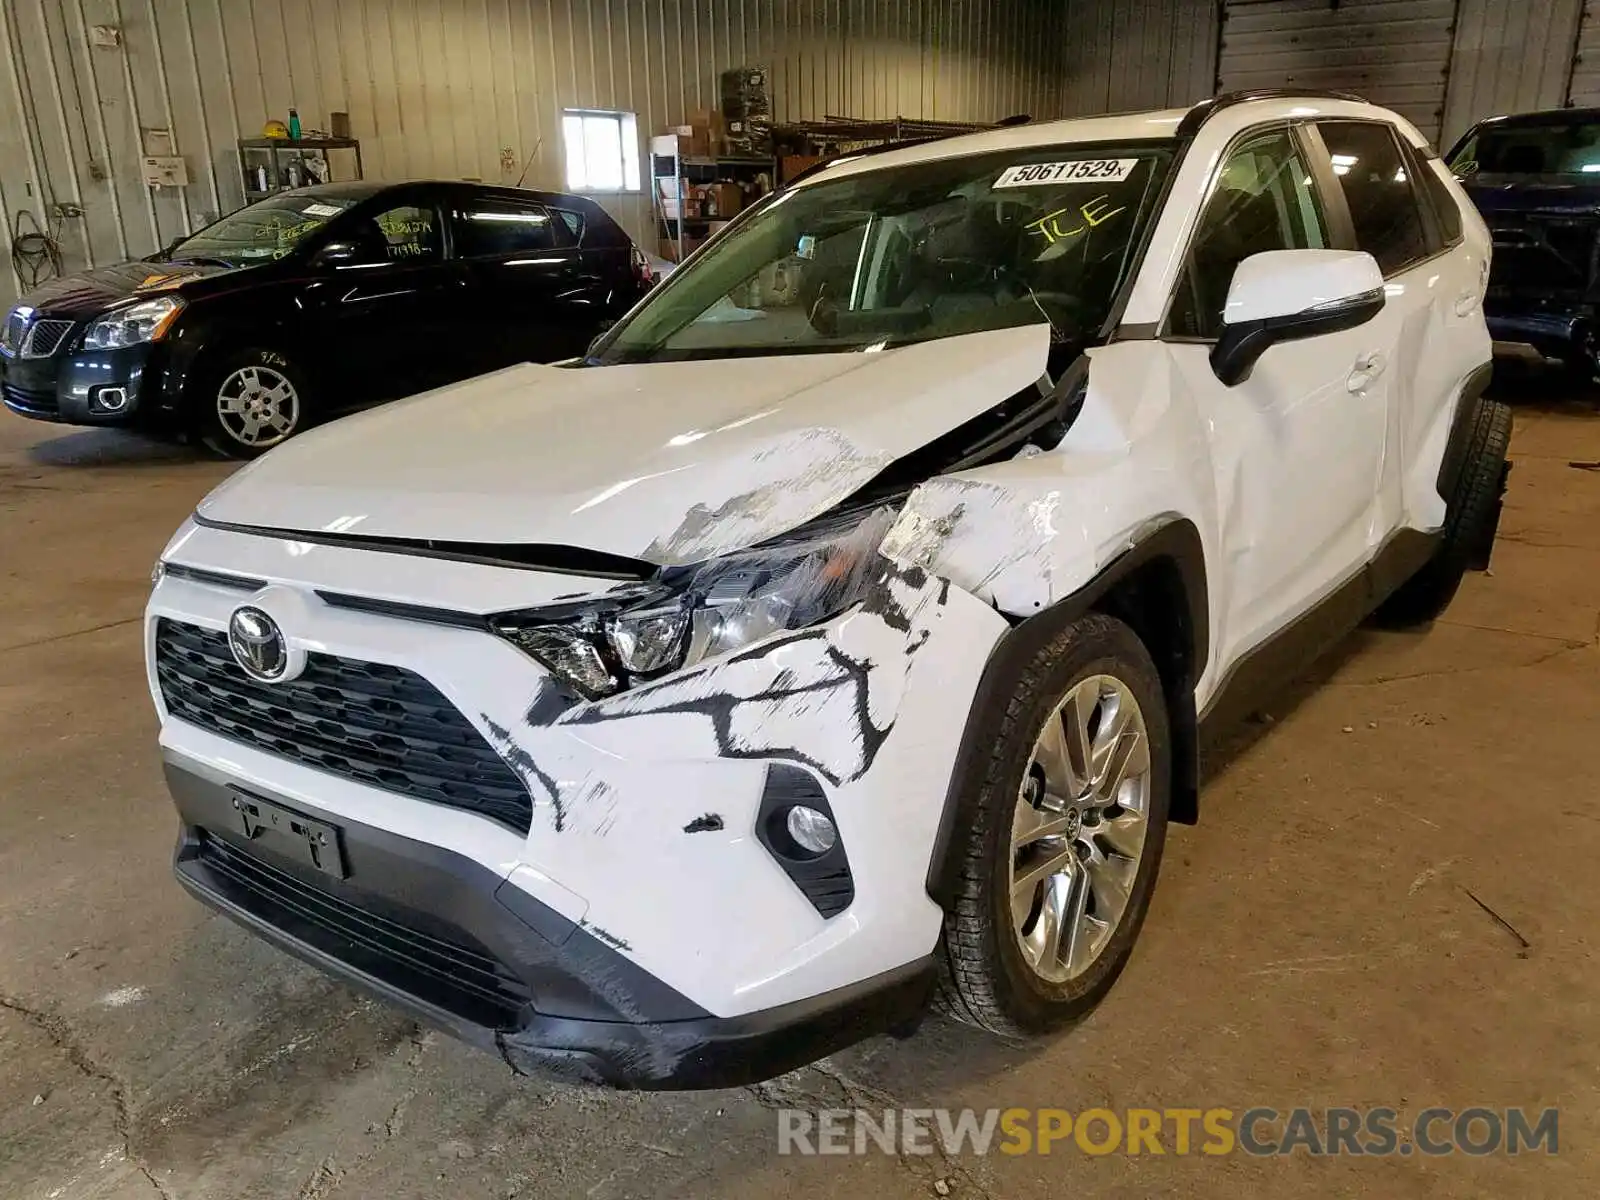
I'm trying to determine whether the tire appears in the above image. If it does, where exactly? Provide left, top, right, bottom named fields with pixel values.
left=938, top=613, right=1172, bottom=1038
left=1375, top=395, right=1512, bottom=628
left=195, top=347, right=311, bottom=459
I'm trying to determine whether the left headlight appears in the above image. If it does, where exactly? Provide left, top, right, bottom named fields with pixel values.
left=82, top=296, right=184, bottom=350
left=495, top=502, right=901, bottom=699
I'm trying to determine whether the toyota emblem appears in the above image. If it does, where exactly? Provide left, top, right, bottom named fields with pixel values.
left=228, top=606, right=290, bottom=682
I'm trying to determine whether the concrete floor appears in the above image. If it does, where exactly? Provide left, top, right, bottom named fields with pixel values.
left=2, top=388, right=1597, bottom=1199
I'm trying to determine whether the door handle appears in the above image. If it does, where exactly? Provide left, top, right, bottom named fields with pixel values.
left=1346, top=351, right=1387, bottom=393
left=1454, top=290, right=1480, bottom=316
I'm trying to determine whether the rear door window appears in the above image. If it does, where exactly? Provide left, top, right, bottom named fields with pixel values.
left=451, top=200, right=568, bottom=258
left=1316, top=121, right=1432, bottom=275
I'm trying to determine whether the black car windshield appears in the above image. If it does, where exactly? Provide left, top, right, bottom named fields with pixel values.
left=595, top=142, right=1171, bottom=363
left=169, top=193, right=361, bottom=262
left=1452, top=118, right=1600, bottom=177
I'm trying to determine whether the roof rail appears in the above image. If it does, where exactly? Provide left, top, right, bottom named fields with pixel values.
left=1176, top=88, right=1369, bottom=138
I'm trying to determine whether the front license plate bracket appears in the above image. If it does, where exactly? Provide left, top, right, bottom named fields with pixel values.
left=232, top=792, right=348, bottom=879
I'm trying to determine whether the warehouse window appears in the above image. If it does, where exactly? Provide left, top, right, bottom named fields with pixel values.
left=562, top=109, right=640, bottom=193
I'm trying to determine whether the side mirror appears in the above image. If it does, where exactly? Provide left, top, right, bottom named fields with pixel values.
left=1210, top=249, right=1386, bottom=387
left=311, top=240, right=367, bottom=268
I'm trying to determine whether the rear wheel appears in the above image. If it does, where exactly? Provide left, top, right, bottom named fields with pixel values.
left=1375, top=394, right=1512, bottom=627
left=196, top=348, right=310, bottom=459
left=939, top=614, right=1171, bottom=1037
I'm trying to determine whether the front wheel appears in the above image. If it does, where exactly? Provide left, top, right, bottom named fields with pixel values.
left=939, top=613, right=1171, bottom=1038
left=196, top=348, right=310, bottom=459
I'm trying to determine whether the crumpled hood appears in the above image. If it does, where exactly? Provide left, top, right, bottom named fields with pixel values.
left=198, top=324, right=1051, bottom=566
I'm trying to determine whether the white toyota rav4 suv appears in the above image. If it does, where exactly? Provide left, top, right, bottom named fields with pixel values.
left=147, top=91, right=1507, bottom=1088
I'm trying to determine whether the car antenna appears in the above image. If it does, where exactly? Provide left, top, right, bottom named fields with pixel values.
left=515, top=138, right=545, bottom=188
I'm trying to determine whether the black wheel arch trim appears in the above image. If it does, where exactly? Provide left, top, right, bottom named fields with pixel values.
left=1438, top=360, right=1496, bottom=499
left=925, top=517, right=1208, bottom=909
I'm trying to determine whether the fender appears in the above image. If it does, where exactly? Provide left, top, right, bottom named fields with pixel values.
left=924, top=518, right=1208, bottom=909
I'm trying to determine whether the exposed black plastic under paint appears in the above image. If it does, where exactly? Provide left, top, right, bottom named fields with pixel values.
left=557, top=556, right=939, bottom=791
left=682, top=813, right=724, bottom=834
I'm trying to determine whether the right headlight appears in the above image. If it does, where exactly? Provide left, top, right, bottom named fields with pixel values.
left=494, top=502, right=901, bottom=699
left=82, top=295, right=184, bottom=350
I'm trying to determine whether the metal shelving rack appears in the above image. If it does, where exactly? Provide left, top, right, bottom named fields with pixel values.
left=650, top=133, right=773, bottom=262
left=239, top=136, right=364, bottom=200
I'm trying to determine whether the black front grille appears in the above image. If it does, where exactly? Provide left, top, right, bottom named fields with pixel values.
left=23, top=318, right=74, bottom=358
left=1, top=381, right=59, bottom=416
left=194, top=831, right=531, bottom=1028
left=155, top=619, right=533, bottom=833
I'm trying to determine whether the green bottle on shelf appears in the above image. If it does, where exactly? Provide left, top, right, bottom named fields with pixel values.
left=288, top=108, right=301, bottom=140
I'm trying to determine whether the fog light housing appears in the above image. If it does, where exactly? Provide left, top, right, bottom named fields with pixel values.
left=756, top=765, right=855, bottom=918
left=785, top=805, right=837, bottom=856
left=94, top=386, right=129, bottom=413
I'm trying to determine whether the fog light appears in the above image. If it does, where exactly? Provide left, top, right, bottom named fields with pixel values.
left=97, top=386, right=129, bottom=412
left=785, top=806, right=837, bottom=855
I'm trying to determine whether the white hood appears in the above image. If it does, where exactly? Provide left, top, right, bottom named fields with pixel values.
left=198, top=325, right=1051, bottom=566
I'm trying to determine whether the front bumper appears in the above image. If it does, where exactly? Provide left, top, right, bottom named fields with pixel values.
left=168, top=753, right=935, bottom=1088
left=0, top=340, right=168, bottom=424
left=149, top=524, right=1009, bottom=1080
left=1483, top=302, right=1592, bottom=364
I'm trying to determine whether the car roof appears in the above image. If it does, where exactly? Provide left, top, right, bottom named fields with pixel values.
left=794, top=92, right=1410, bottom=186
left=1473, top=106, right=1600, bottom=128
left=273, top=180, right=615, bottom=218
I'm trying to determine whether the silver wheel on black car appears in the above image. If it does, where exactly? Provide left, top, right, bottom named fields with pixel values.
left=939, top=613, right=1171, bottom=1037
left=197, top=348, right=309, bottom=459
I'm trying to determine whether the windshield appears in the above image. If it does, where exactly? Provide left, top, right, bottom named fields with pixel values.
left=1452, top=119, right=1600, bottom=177
left=596, top=142, right=1171, bottom=363
left=169, top=193, right=361, bottom=262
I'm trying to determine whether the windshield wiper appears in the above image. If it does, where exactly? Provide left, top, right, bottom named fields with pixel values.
left=164, top=254, right=237, bottom=268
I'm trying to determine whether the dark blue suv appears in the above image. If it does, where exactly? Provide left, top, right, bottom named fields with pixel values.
left=1449, top=107, right=1600, bottom=382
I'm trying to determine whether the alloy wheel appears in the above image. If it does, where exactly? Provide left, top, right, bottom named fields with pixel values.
left=216, top=365, right=300, bottom=449
left=1009, top=673, right=1153, bottom=983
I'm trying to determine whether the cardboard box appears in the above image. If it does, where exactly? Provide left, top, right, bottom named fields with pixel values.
left=706, top=183, right=743, bottom=218
left=780, top=154, right=824, bottom=183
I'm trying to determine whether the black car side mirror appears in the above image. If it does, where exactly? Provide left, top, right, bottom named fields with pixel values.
left=312, top=240, right=372, bottom=268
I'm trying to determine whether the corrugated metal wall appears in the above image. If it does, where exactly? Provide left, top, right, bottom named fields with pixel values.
left=1444, top=0, right=1583, bottom=147
left=1569, top=0, right=1600, bottom=108
left=1219, top=0, right=1457, bottom=142
left=1061, top=0, right=1219, bottom=116
left=0, top=0, right=1080, bottom=313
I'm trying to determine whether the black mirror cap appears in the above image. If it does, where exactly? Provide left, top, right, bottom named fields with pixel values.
left=312, top=240, right=364, bottom=267
left=1209, top=288, right=1386, bottom=387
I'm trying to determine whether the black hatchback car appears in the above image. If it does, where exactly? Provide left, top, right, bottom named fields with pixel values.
left=0, top=181, right=653, bottom=456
